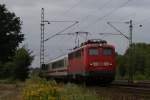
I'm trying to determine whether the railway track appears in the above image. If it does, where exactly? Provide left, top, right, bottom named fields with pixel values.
left=111, top=80, right=150, bottom=98
left=111, top=80, right=150, bottom=93
left=112, top=80, right=150, bottom=88
left=87, top=80, right=150, bottom=100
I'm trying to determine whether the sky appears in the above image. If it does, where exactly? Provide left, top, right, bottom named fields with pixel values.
left=1, top=0, right=150, bottom=67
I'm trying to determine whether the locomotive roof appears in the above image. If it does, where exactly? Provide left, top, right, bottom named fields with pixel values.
left=70, top=39, right=114, bottom=52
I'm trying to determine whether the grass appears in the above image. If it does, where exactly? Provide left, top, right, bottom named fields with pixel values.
left=0, top=77, right=149, bottom=100
left=62, top=83, right=98, bottom=100
left=22, top=78, right=98, bottom=100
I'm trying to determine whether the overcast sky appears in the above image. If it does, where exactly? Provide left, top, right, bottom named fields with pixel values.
left=1, top=0, right=150, bottom=67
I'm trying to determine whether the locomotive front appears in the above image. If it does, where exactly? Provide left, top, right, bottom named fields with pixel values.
left=83, top=40, right=116, bottom=83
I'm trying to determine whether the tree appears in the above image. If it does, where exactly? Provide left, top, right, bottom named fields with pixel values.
left=116, top=53, right=127, bottom=79
left=3, top=62, right=16, bottom=79
left=116, top=43, right=150, bottom=80
left=0, top=4, right=24, bottom=63
left=13, top=47, right=34, bottom=81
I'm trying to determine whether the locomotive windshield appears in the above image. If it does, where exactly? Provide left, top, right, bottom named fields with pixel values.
left=89, top=48, right=99, bottom=56
left=103, top=48, right=112, bottom=56
left=89, top=47, right=113, bottom=56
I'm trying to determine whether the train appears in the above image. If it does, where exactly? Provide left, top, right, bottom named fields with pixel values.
left=41, top=39, right=116, bottom=84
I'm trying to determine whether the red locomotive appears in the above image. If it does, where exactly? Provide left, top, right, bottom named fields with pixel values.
left=44, top=39, right=116, bottom=84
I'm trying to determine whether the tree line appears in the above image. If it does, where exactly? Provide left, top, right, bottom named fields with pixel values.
left=0, top=4, right=33, bottom=81
left=116, top=43, right=150, bottom=80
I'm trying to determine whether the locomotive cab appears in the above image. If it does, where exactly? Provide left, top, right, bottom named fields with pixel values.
left=83, top=39, right=116, bottom=83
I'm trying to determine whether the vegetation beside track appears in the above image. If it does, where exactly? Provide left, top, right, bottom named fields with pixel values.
left=0, top=78, right=149, bottom=100
left=22, top=78, right=98, bottom=100
left=116, top=43, right=150, bottom=80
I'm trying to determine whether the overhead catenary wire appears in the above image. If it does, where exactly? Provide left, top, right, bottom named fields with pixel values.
left=61, top=0, right=83, bottom=16
left=79, top=0, right=113, bottom=23
left=110, top=13, right=136, bottom=22
left=81, top=0, right=133, bottom=30
left=44, top=0, right=135, bottom=47
left=48, top=20, right=78, bottom=23
left=45, top=21, right=79, bottom=41
left=44, top=0, right=134, bottom=44
left=45, top=31, right=90, bottom=53
left=69, top=0, right=113, bottom=32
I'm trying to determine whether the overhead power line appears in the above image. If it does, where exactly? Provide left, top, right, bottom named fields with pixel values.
left=45, top=21, right=79, bottom=41
left=45, top=31, right=90, bottom=48
left=82, top=0, right=133, bottom=30
left=62, top=0, right=83, bottom=16
left=79, top=0, right=113, bottom=23
left=48, top=20, right=78, bottom=23
left=69, top=0, right=114, bottom=32
left=107, top=22, right=129, bottom=39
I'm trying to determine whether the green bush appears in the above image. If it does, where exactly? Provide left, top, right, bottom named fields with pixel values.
left=62, top=83, right=98, bottom=100
left=134, top=72, right=146, bottom=80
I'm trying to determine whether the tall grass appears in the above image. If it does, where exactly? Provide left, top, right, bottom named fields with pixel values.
left=22, top=78, right=98, bottom=100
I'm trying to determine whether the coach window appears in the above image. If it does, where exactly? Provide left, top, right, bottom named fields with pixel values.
left=52, top=62, right=56, bottom=69
left=75, top=50, right=81, bottom=58
left=59, top=60, right=64, bottom=67
left=103, top=48, right=112, bottom=56
left=89, top=48, right=99, bottom=56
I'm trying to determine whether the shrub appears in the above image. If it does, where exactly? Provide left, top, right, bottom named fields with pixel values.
left=62, top=83, right=98, bottom=100
left=22, top=78, right=98, bottom=100
left=22, top=79, right=60, bottom=100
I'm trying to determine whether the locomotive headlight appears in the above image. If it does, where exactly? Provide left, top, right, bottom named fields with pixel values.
left=90, top=62, right=99, bottom=67
left=90, top=63, right=93, bottom=66
left=103, top=62, right=112, bottom=66
left=109, top=63, right=112, bottom=66
left=92, top=62, right=99, bottom=66
left=90, top=62, right=112, bottom=67
left=103, top=62, right=109, bottom=66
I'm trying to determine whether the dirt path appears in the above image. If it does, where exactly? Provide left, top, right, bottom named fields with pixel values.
left=0, top=84, right=22, bottom=100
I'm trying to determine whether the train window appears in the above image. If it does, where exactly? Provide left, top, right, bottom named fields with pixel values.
left=68, top=52, right=74, bottom=59
left=52, top=62, right=57, bottom=69
left=52, top=63, right=55, bottom=69
left=75, top=50, right=81, bottom=58
left=89, top=48, right=99, bottom=56
left=51, top=59, right=64, bottom=69
left=59, top=60, right=64, bottom=67
left=103, top=48, right=112, bottom=56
